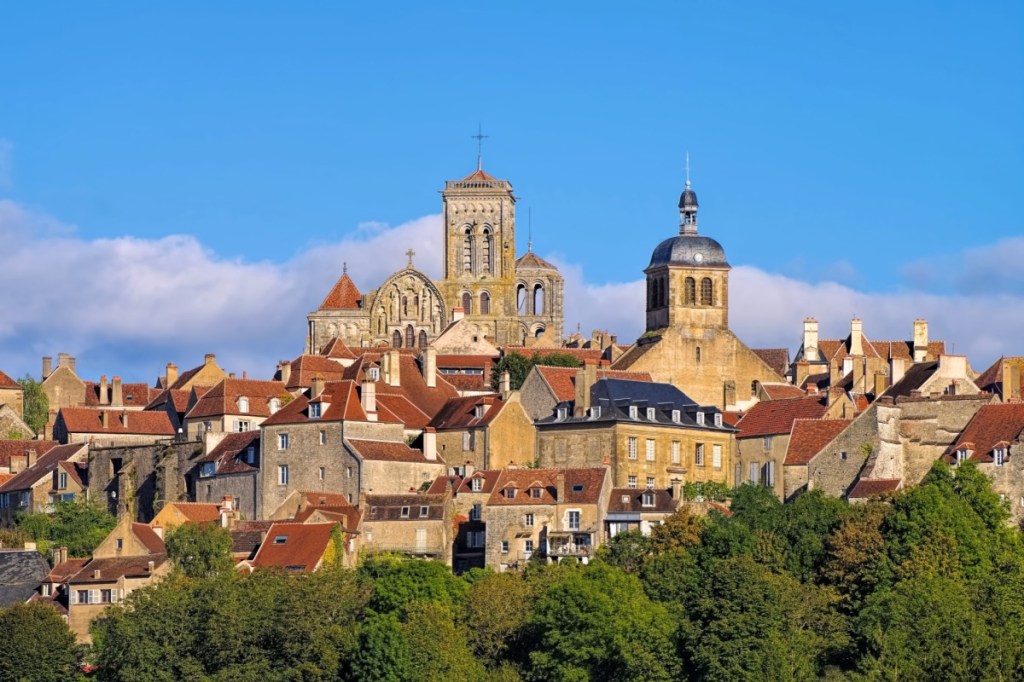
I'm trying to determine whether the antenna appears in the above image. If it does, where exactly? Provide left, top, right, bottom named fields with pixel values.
left=471, top=124, right=488, bottom=171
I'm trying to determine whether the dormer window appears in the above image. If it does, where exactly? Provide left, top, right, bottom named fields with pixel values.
left=419, top=506, right=429, bottom=517
left=557, top=407, right=568, bottom=420
left=994, top=447, right=1007, bottom=466
left=714, top=413, right=723, bottom=427
left=269, top=398, right=281, bottom=414
left=642, top=492, right=655, bottom=507
left=200, top=462, right=215, bottom=478
left=368, top=367, right=380, bottom=381
left=696, top=411, right=705, bottom=426
left=589, top=406, right=601, bottom=419
left=671, top=410, right=680, bottom=423
left=400, top=506, right=410, bottom=518
left=955, top=448, right=969, bottom=463
left=503, top=487, right=517, bottom=499
left=238, top=397, right=249, bottom=414
left=621, top=494, right=630, bottom=504
left=629, top=406, right=638, bottom=420
left=471, top=477, right=482, bottom=492
left=245, top=447, right=255, bottom=464
left=474, top=405, right=485, bottom=419
left=309, top=402, right=322, bottom=419
left=646, top=407, right=656, bottom=421
left=531, top=487, right=542, bottom=498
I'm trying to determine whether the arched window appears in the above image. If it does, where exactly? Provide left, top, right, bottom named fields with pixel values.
left=482, top=230, right=493, bottom=274
left=535, top=326, right=545, bottom=339
left=461, top=292, right=473, bottom=314
left=517, top=283, right=527, bottom=314
left=533, top=284, right=545, bottom=315
left=480, top=292, right=491, bottom=315
left=406, top=325, right=415, bottom=348
left=401, top=295, right=408, bottom=317
left=238, top=397, right=249, bottom=414
left=684, top=277, right=696, bottom=305
left=462, top=228, right=474, bottom=273
left=695, top=346, right=701, bottom=363
left=393, top=330, right=402, bottom=348
left=419, top=330, right=428, bottom=348
left=700, top=278, right=713, bottom=305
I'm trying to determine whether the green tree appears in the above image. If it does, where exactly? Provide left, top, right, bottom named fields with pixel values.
left=491, top=352, right=582, bottom=390
left=464, top=571, right=534, bottom=670
left=17, top=376, right=49, bottom=435
left=403, top=600, right=486, bottom=681
left=349, top=611, right=412, bottom=682
left=16, top=497, right=115, bottom=557
left=360, top=555, right=467, bottom=613
left=649, top=507, right=704, bottom=554
left=165, top=522, right=233, bottom=578
left=596, top=530, right=651, bottom=573
left=0, top=602, right=80, bottom=682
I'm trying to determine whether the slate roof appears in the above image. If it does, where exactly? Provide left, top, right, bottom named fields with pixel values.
left=231, top=520, right=273, bottom=557
left=0, top=550, right=49, bottom=606
left=487, top=468, right=607, bottom=506
left=364, top=493, right=448, bottom=521
left=426, top=469, right=501, bottom=496
left=251, top=522, right=338, bottom=573
left=784, top=418, right=852, bottom=466
left=945, top=403, right=1024, bottom=463
left=0, top=440, right=59, bottom=468
left=197, top=431, right=260, bottom=474
left=848, top=478, right=902, bottom=499
left=736, top=396, right=827, bottom=439
left=68, top=555, right=168, bottom=584
left=881, top=361, right=939, bottom=399
left=345, top=439, right=434, bottom=464
left=0, top=371, right=20, bottom=389
left=57, top=408, right=174, bottom=436
left=318, top=273, right=363, bottom=310
left=0, top=444, right=86, bottom=494
left=535, top=366, right=653, bottom=403
left=751, top=348, right=790, bottom=377
left=185, top=378, right=290, bottom=420
left=607, top=487, right=679, bottom=513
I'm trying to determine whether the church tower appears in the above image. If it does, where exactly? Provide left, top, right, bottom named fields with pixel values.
left=438, top=167, right=521, bottom=344
left=644, top=177, right=730, bottom=333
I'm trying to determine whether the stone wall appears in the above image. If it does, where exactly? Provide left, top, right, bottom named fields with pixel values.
left=981, top=441, right=1024, bottom=524
left=89, top=441, right=204, bottom=521
left=806, top=405, right=880, bottom=498
left=736, top=434, right=789, bottom=499
left=485, top=396, right=536, bottom=469
left=193, top=472, right=259, bottom=520
left=890, top=394, right=989, bottom=486
left=519, top=370, right=557, bottom=421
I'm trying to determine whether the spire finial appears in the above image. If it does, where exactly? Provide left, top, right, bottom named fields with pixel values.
left=343, top=262, right=347, bottom=275
left=471, top=124, right=488, bottom=171
left=405, top=248, right=415, bottom=268
left=528, top=208, right=533, bottom=252
left=685, top=152, right=691, bottom=189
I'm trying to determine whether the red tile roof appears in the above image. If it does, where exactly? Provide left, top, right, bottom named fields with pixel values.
left=345, top=439, right=433, bottom=463
left=198, top=430, right=260, bottom=474
left=160, top=503, right=221, bottom=524
left=0, top=440, right=59, bottom=468
left=318, top=273, right=362, bottom=310
left=441, top=374, right=488, bottom=392
left=426, top=469, right=501, bottom=495
left=0, top=444, right=85, bottom=493
left=459, top=168, right=499, bottom=182
left=751, top=348, right=790, bottom=377
left=758, top=383, right=806, bottom=400
left=784, top=418, right=852, bottom=465
left=251, top=522, right=338, bottom=573
left=57, top=460, right=88, bottom=489
left=736, top=396, right=827, bottom=439
left=848, top=478, right=902, bottom=499
left=436, top=354, right=497, bottom=369
left=145, top=388, right=193, bottom=413
left=0, top=371, right=20, bottom=389
left=47, top=558, right=90, bottom=583
left=284, top=355, right=346, bottom=390
left=83, top=381, right=153, bottom=408
left=69, top=555, right=168, bottom=584
left=487, top=468, right=607, bottom=506
left=292, top=492, right=361, bottom=531
left=58, top=408, right=174, bottom=436
left=535, top=366, right=653, bottom=402
left=319, top=337, right=357, bottom=359
left=974, top=357, right=1003, bottom=390
left=185, top=378, right=290, bottom=420
left=132, top=523, right=167, bottom=554
left=262, top=381, right=370, bottom=426
left=946, top=403, right=1024, bottom=463
left=429, top=395, right=503, bottom=430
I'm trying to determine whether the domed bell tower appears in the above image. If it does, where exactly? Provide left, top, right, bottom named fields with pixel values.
left=645, top=175, right=730, bottom=333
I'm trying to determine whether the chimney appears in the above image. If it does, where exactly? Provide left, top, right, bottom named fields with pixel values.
left=573, top=360, right=598, bottom=415
left=219, top=496, right=234, bottom=528
left=26, top=448, right=36, bottom=468
left=890, top=357, right=906, bottom=385
left=670, top=477, right=682, bottom=500
left=151, top=525, right=164, bottom=539
left=464, top=461, right=474, bottom=478
left=204, top=353, right=216, bottom=366
left=452, top=307, right=465, bottom=322
left=913, top=319, right=928, bottom=362
left=120, top=411, right=129, bottom=428
left=802, top=317, right=819, bottom=362
left=853, top=357, right=865, bottom=394
left=422, top=348, right=437, bottom=389
left=384, top=350, right=401, bottom=387
left=93, top=569, right=101, bottom=579
left=228, top=372, right=236, bottom=379
left=849, top=318, right=863, bottom=356
left=57, top=546, right=68, bottom=565
left=99, top=375, right=109, bottom=405
left=165, top=362, right=178, bottom=387
left=147, top=560, right=155, bottom=573
left=111, top=376, right=123, bottom=407
left=101, top=410, right=109, bottom=429
left=1006, top=360, right=1022, bottom=402
left=278, top=360, right=291, bottom=386
left=555, top=472, right=566, bottom=502
left=42, top=356, right=52, bottom=380
left=794, top=361, right=811, bottom=389
left=423, top=427, right=437, bottom=461
left=500, top=370, right=511, bottom=398
left=57, top=353, right=70, bottom=370
left=310, top=376, right=325, bottom=399
left=874, top=373, right=887, bottom=397
left=361, top=374, right=377, bottom=421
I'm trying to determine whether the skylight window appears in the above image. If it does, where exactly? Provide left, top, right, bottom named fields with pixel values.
left=273, top=535, right=287, bottom=544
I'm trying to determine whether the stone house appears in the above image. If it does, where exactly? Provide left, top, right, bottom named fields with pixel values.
left=604, top=485, right=682, bottom=538
left=182, top=377, right=290, bottom=440
left=39, top=353, right=87, bottom=417
left=536, top=378, right=735, bottom=490
left=189, top=431, right=260, bottom=519
left=149, top=501, right=222, bottom=533
left=943, top=403, right=1024, bottom=523
left=277, top=353, right=347, bottom=393
left=247, top=521, right=346, bottom=573
left=0, top=370, right=23, bottom=420
left=361, top=492, right=453, bottom=565
left=519, top=363, right=653, bottom=422
left=0, top=439, right=59, bottom=474
left=0, top=405, right=34, bottom=440
left=973, top=356, right=1024, bottom=403
left=157, top=354, right=228, bottom=393
left=426, top=467, right=501, bottom=573
left=53, top=407, right=175, bottom=446
left=0, top=444, right=87, bottom=525
left=781, top=419, right=851, bottom=500
left=429, top=393, right=536, bottom=470
left=735, top=395, right=828, bottom=498
left=483, top=467, right=610, bottom=571
left=87, top=440, right=204, bottom=522
left=63, top=517, right=170, bottom=642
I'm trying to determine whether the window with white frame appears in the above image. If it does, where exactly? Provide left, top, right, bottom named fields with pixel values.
left=269, top=398, right=281, bottom=414
left=646, top=476, right=655, bottom=488
left=696, top=411, right=705, bottom=426
left=318, top=467, right=325, bottom=481
left=714, top=413, right=723, bottom=427
left=237, top=420, right=251, bottom=432
left=58, top=472, right=68, bottom=489
left=629, top=405, right=638, bottom=420
left=277, top=465, right=289, bottom=486
left=642, top=491, right=655, bottom=507
left=628, top=475, right=637, bottom=489
left=628, top=437, right=638, bottom=459
left=471, top=478, right=482, bottom=492
left=646, top=439, right=656, bottom=461
left=995, top=447, right=1007, bottom=466
left=671, top=441, right=681, bottom=464
left=763, top=435, right=773, bottom=451
left=750, top=462, right=760, bottom=484
left=420, top=506, right=429, bottom=517
left=955, top=448, right=968, bottom=463
left=400, top=506, right=410, bottom=518
left=647, top=407, right=656, bottom=421
left=501, top=540, right=509, bottom=554
left=524, top=513, right=534, bottom=527
left=309, top=402, right=321, bottom=418
left=695, top=443, right=705, bottom=466
left=238, top=397, right=249, bottom=414
left=524, top=539, right=534, bottom=554
left=671, top=409, right=681, bottom=423
left=712, top=444, right=722, bottom=469
left=568, top=510, right=581, bottom=530
left=278, top=433, right=289, bottom=450
left=319, top=430, right=326, bottom=445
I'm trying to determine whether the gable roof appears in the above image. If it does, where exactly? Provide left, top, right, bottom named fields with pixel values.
left=758, top=383, right=807, bottom=400
left=57, top=408, right=174, bottom=436
left=284, top=354, right=346, bottom=390
left=132, top=523, right=167, bottom=554
left=0, top=440, right=59, bottom=468
left=515, top=251, right=558, bottom=270
left=363, top=493, right=448, bottom=521
left=488, top=468, right=607, bottom=506
left=185, top=378, right=289, bottom=420
left=946, top=403, right=1024, bottom=462
left=607, top=487, right=679, bottom=513
left=57, top=460, right=88, bottom=489
left=319, top=337, right=358, bottom=360
left=345, top=439, right=434, bottom=464
left=974, top=356, right=1004, bottom=392
left=318, top=273, right=362, bottom=310
left=0, top=444, right=86, bottom=493
left=751, top=348, right=791, bottom=377
left=535, top=366, right=653, bottom=403
left=0, top=371, right=20, bottom=389
left=83, top=381, right=155, bottom=408
left=292, top=492, right=361, bottom=531
left=429, top=395, right=504, bottom=430
left=426, top=469, right=502, bottom=496
left=784, top=418, right=852, bottom=465
left=0, top=550, right=49, bottom=606
left=848, top=478, right=902, bottom=499
left=68, top=555, right=168, bottom=584
left=198, top=430, right=260, bottom=474
left=736, top=396, right=827, bottom=439
left=251, top=522, right=338, bottom=573
left=159, top=502, right=221, bottom=525
left=262, top=380, right=369, bottom=426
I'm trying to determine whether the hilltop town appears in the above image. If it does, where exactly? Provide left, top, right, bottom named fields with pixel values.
left=0, top=164, right=1021, bottom=658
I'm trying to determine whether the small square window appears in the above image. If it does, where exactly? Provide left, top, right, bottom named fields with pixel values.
left=524, top=513, right=534, bottom=526
left=419, top=506, right=429, bottom=517
left=471, top=478, right=482, bottom=492
left=400, top=506, right=410, bottom=518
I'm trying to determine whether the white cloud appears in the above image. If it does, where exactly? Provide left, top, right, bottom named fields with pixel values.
left=0, top=140, right=11, bottom=191
left=0, top=200, right=1019, bottom=383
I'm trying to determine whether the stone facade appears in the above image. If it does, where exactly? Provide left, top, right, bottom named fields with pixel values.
left=88, top=441, right=204, bottom=522
left=803, top=405, right=881, bottom=498
left=736, top=434, right=789, bottom=498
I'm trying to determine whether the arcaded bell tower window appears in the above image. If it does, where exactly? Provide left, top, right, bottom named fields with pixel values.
left=480, top=292, right=491, bottom=314
left=684, top=277, right=696, bottom=305
left=700, top=278, right=713, bottom=305
left=462, top=228, right=473, bottom=273
left=462, top=292, right=473, bottom=314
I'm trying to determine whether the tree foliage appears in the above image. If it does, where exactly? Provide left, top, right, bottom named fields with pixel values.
left=165, top=522, right=233, bottom=578
left=17, top=375, right=49, bottom=434
left=0, top=602, right=80, bottom=682
left=16, top=497, right=115, bottom=557
left=491, top=352, right=582, bottom=390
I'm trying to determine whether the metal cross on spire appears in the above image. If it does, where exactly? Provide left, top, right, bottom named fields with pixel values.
left=342, top=261, right=347, bottom=275
left=405, top=248, right=415, bottom=268
left=685, top=152, right=691, bottom=188
left=471, top=124, right=488, bottom=171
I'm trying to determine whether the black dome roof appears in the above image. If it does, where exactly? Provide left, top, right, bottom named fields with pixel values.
left=678, top=186, right=698, bottom=210
left=648, top=234, right=728, bottom=268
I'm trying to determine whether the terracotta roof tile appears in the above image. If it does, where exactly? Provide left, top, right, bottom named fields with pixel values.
left=185, top=378, right=290, bottom=420
left=426, top=469, right=501, bottom=495
left=198, top=431, right=260, bottom=474
left=442, top=374, right=488, bottom=391
left=536, top=366, right=653, bottom=403
left=132, top=523, right=167, bottom=554
left=759, top=383, right=806, bottom=400
left=848, top=478, right=902, bottom=499
left=0, top=371, right=20, bottom=389
left=251, top=522, right=338, bottom=572
left=83, top=381, right=152, bottom=408
left=784, top=418, right=852, bottom=465
left=946, top=403, right=1024, bottom=463
left=436, top=355, right=497, bottom=369
left=0, top=444, right=85, bottom=493
left=974, top=357, right=1004, bottom=390
left=46, top=558, right=90, bottom=583
left=69, top=555, right=168, bottom=584
left=292, top=492, right=361, bottom=531
left=57, top=407, right=174, bottom=436
left=736, top=396, right=827, bottom=439
left=345, top=439, right=434, bottom=464
left=319, top=338, right=357, bottom=359
left=751, top=348, right=790, bottom=377
left=318, top=273, right=362, bottom=310
left=488, top=468, right=607, bottom=506
left=57, top=460, right=88, bottom=489
left=515, top=251, right=558, bottom=270
left=161, top=503, right=221, bottom=524
left=0, top=440, right=59, bottom=468
left=284, top=355, right=346, bottom=390
left=429, top=395, right=503, bottom=430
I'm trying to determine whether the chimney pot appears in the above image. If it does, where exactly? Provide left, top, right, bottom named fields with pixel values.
left=42, top=356, right=52, bottom=380
left=205, top=353, right=216, bottom=365
left=165, top=362, right=178, bottom=386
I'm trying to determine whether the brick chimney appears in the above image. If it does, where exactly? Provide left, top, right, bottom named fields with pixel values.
left=913, top=319, right=928, bottom=362
left=165, top=362, right=178, bottom=387
left=278, top=360, right=291, bottom=386
left=802, top=317, right=819, bottom=362
left=422, top=348, right=437, bottom=389
left=423, top=427, right=437, bottom=461
left=849, top=318, right=863, bottom=357
left=111, top=376, right=123, bottom=407
left=99, top=375, right=109, bottom=406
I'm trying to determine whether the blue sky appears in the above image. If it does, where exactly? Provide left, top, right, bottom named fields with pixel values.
left=1, top=3, right=1022, bottom=381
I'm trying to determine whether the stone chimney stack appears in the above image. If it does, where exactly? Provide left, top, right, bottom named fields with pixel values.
left=278, top=360, right=291, bottom=386
left=802, top=317, right=819, bottom=362
left=422, top=348, right=437, bottom=389
left=361, top=373, right=377, bottom=421
left=452, top=307, right=465, bottom=322
left=204, top=353, right=216, bottom=366
left=99, top=375, right=109, bottom=406
left=165, top=362, right=178, bottom=387
left=555, top=471, right=566, bottom=502
left=913, top=319, right=928, bottom=362
left=853, top=357, right=865, bottom=394
left=890, top=357, right=906, bottom=385
left=500, top=370, right=511, bottom=398
left=849, top=318, right=863, bottom=357
left=310, top=376, right=325, bottom=399
left=384, top=350, right=401, bottom=387
left=42, top=356, right=52, bottom=380
left=57, top=546, right=68, bottom=565
left=423, top=427, right=437, bottom=461
left=57, top=353, right=70, bottom=370
left=219, top=496, right=234, bottom=528
left=670, top=477, right=682, bottom=501
left=26, top=448, right=36, bottom=468
left=573, top=360, right=598, bottom=415
left=111, top=376, right=123, bottom=407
